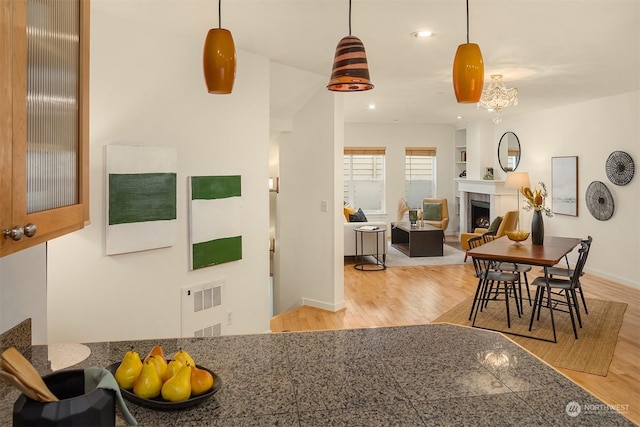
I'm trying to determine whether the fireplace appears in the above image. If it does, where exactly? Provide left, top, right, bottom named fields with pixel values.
left=457, top=180, right=514, bottom=235
left=471, top=200, right=490, bottom=230
left=465, top=191, right=491, bottom=232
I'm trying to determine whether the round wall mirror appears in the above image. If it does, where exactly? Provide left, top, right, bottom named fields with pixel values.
left=498, top=131, right=521, bottom=171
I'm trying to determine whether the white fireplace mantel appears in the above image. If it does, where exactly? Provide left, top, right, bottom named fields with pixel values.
left=457, top=179, right=507, bottom=195
left=456, top=179, right=517, bottom=233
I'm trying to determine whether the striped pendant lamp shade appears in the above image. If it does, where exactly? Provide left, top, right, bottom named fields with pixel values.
left=327, top=36, right=374, bottom=92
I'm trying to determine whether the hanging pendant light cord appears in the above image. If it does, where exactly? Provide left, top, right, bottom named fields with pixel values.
left=465, top=0, right=470, bottom=43
left=348, top=0, right=352, bottom=35
left=218, top=0, right=222, bottom=29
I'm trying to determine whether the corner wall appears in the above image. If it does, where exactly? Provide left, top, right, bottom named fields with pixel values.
left=45, top=2, right=271, bottom=343
left=274, top=89, right=343, bottom=314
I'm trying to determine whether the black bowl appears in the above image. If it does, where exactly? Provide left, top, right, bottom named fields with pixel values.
left=106, top=362, right=221, bottom=410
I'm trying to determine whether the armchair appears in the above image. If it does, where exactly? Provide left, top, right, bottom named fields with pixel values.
left=421, top=198, right=449, bottom=230
left=460, top=210, right=519, bottom=260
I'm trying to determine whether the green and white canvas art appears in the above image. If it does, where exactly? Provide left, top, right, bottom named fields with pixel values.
left=189, top=175, right=242, bottom=270
left=106, top=145, right=177, bottom=255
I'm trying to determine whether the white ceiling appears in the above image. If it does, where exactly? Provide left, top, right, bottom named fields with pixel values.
left=140, top=0, right=640, bottom=125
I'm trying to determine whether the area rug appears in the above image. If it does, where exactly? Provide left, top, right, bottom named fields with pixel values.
left=433, top=296, right=627, bottom=376
left=381, top=243, right=468, bottom=267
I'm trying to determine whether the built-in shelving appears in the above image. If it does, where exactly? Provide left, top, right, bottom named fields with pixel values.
left=453, top=128, right=467, bottom=233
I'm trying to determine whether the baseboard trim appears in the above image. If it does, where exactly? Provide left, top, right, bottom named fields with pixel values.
left=301, top=297, right=345, bottom=312
left=585, top=267, right=640, bottom=290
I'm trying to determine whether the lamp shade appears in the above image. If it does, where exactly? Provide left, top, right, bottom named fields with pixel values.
left=203, top=28, right=236, bottom=94
left=327, top=36, right=374, bottom=92
left=452, top=43, right=484, bottom=103
left=504, top=171, right=530, bottom=190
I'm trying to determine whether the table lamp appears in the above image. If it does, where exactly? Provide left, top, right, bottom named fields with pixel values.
left=504, top=171, right=530, bottom=229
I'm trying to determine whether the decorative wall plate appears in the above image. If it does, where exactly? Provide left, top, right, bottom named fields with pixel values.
left=605, top=151, right=635, bottom=186
left=585, top=181, right=614, bottom=221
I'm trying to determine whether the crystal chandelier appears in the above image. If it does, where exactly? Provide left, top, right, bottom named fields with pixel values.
left=478, top=74, right=518, bottom=123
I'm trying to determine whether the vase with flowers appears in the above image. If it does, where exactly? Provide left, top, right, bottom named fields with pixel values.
left=520, top=182, right=553, bottom=245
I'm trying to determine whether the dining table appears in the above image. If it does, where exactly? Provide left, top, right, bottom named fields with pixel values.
left=466, top=235, right=582, bottom=342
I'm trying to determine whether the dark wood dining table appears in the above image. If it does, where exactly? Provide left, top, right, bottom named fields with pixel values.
left=466, top=235, right=582, bottom=342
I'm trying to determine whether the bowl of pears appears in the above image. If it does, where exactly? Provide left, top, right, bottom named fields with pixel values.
left=107, top=345, right=221, bottom=410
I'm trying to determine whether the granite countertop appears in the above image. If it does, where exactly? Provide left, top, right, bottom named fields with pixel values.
left=0, top=323, right=634, bottom=426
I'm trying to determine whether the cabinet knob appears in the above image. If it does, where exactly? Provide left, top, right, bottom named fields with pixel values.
left=23, top=223, right=37, bottom=238
left=3, top=223, right=37, bottom=241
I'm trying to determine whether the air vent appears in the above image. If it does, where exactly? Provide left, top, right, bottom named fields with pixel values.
left=181, top=280, right=224, bottom=337
left=193, top=323, right=221, bottom=337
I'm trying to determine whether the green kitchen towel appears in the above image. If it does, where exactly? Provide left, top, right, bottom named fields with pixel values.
left=85, top=368, right=138, bottom=426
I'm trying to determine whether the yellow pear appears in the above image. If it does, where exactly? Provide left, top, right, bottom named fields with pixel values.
left=161, top=364, right=191, bottom=402
left=172, top=348, right=195, bottom=367
left=146, top=354, right=168, bottom=380
left=162, top=359, right=183, bottom=383
left=144, top=345, right=166, bottom=363
left=114, top=349, right=143, bottom=390
left=190, top=364, right=214, bottom=396
left=133, top=359, right=162, bottom=399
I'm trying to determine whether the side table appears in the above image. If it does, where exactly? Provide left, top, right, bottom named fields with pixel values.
left=354, top=226, right=386, bottom=271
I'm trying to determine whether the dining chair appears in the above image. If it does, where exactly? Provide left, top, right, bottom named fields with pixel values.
left=528, top=239, right=590, bottom=339
left=481, top=233, right=532, bottom=309
left=545, top=236, right=593, bottom=314
left=467, top=236, right=485, bottom=320
left=468, top=236, right=521, bottom=328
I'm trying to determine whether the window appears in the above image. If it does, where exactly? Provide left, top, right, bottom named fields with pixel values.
left=405, top=147, right=436, bottom=209
left=343, top=147, right=385, bottom=213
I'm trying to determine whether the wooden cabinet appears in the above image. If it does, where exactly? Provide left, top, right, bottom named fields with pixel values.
left=0, top=0, right=89, bottom=257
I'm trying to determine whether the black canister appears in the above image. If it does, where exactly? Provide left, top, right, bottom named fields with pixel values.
left=13, top=369, right=115, bottom=427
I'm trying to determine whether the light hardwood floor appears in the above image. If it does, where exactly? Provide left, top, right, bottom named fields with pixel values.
left=271, top=251, right=640, bottom=425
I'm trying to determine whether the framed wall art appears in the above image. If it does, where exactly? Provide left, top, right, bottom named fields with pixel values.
left=106, top=145, right=178, bottom=255
left=189, top=175, right=242, bottom=270
left=551, top=156, right=578, bottom=216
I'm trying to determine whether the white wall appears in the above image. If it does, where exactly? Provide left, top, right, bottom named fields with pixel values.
left=45, top=2, right=271, bottom=343
left=344, top=123, right=456, bottom=229
left=273, top=90, right=344, bottom=314
left=465, top=121, right=495, bottom=181
left=469, top=91, right=640, bottom=289
left=0, top=245, right=47, bottom=344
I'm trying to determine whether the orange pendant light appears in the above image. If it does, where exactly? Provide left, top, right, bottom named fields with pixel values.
left=327, top=0, right=374, bottom=92
left=203, top=0, right=236, bottom=94
left=452, top=0, right=483, bottom=103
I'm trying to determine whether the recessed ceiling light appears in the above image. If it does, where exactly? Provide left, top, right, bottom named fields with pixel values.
left=457, top=116, right=464, bottom=120
left=367, top=104, right=376, bottom=110
left=411, top=30, right=434, bottom=38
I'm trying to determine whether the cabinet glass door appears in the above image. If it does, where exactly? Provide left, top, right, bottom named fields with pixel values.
left=26, top=0, right=80, bottom=213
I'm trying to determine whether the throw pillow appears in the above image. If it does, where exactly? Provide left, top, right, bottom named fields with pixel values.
left=343, top=205, right=356, bottom=222
left=487, top=216, right=503, bottom=233
left=422, top=203, right=442, bottom=221
left=349, top=208, right=368, bottom=222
